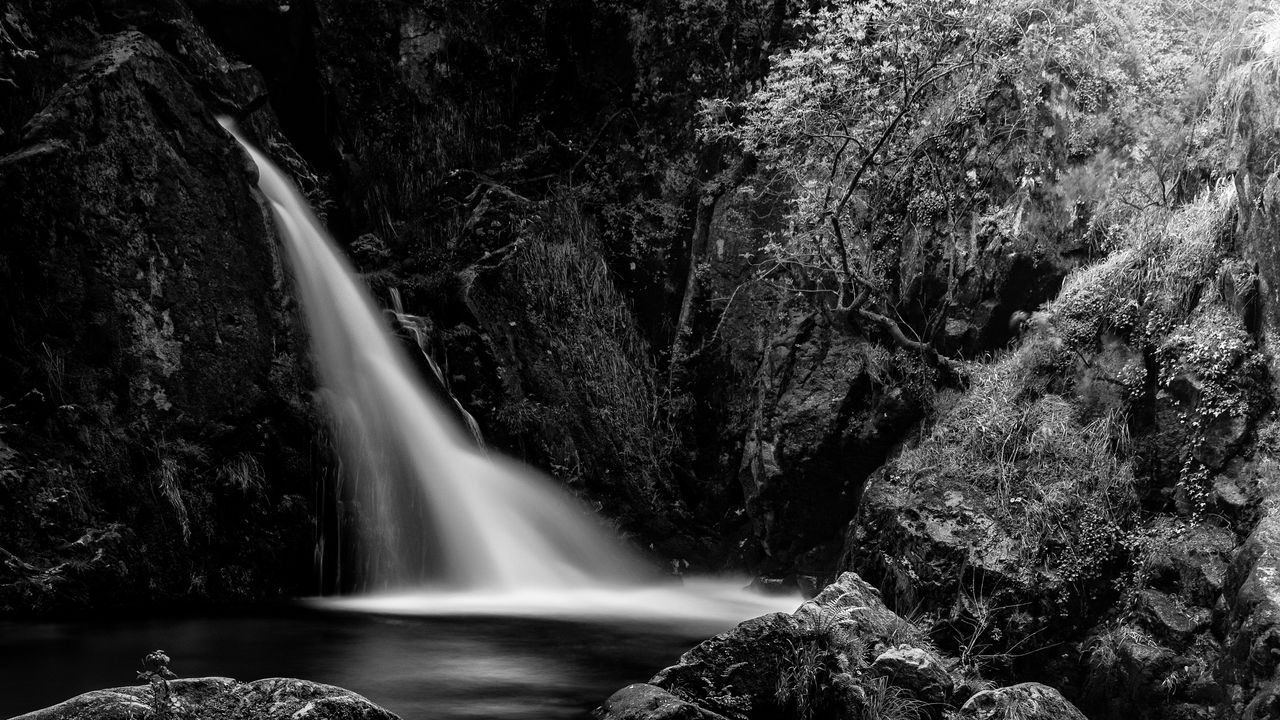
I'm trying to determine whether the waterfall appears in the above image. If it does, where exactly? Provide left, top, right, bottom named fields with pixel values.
left=221, top=119, right=646, bottom=591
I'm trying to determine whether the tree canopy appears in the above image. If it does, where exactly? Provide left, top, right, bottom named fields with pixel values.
left=700, top=0, right=1230, bottom=366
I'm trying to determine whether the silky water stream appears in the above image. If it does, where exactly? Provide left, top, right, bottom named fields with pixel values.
left=0, top=123, right=797, bottom=720
left=3, top=120, right=799, bottom=720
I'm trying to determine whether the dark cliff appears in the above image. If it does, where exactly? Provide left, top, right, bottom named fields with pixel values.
left=0, top=1, right=317, bottom=612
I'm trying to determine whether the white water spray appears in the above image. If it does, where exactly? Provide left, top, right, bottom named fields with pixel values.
left=222, top=119, right=798, bottom=621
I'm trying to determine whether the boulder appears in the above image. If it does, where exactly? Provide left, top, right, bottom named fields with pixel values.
left=1139, top=519, right=1234, bottom=607
left=957, top=682, right=1086, bottom=720
left=640, top=572, right=921, bottom=720
left=870, top=646, right=953, bottom=705
left=11, top=677, right=399, bottom=720
left=1, top=29, right=288, bottom=432
left=594, top=684, right=726, bottom=720
left=1133, top=589, right=1212, bottom=645
left=842, top=469, right=1026, bottom=617
left=647, top=611, right=803, bottom=719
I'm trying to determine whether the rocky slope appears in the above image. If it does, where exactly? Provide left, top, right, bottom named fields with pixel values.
left=591, top=5, right=1280, bottom=718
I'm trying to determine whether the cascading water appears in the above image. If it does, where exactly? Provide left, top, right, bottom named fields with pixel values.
left=221, top=119, right=797, bottom=622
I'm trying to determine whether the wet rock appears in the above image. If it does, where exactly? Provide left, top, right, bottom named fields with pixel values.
left=3, top=29, right=285, bottom=424
left=11, top=677, right=399, bottom=720
left=648, top=611, right=803, bottom=718
left=870, top=646, right=953, bottom=705
left=957, top=682, right=1086, bottom=720
left=594, top=684, right=727, bottom=720
left=643, top=572, right=917, bottom=720
left=747, top=575, right=798, bottom=596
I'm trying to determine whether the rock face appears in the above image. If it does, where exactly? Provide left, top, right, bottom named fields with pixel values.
left=832, top=183, right=1277, bottom=719
left=736, top=311, right=927, bottom=575
left=1222, top=463, right=1280, bottom=718
left=11, top=677, right=399, bottom=720
left=0, top=2, right=317, bottom=612
left=697, top=184, right=1067, bottom=578
left=3, top=29, right=284, bottom=427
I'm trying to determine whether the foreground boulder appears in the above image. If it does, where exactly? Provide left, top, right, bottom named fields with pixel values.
left=11, top=677, right=400, bottom=720
left=596, top=572, right=1087, bottom=720
left=957, top=682, right=1086, bottom=720
left=597, top=684, right=726, bottom=720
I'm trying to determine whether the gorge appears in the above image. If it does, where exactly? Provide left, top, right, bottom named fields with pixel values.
left=8, top=0, right=1280, bottom=719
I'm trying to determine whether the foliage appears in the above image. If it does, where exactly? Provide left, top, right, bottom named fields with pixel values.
left=137, top=650, right=177, bottom=718
left=1084, top=623, right=1160, bottom=692
left=701, top=0, right=1230, bottom=358
left=1050, top=186, right=1268, bottom=515
left=860, top=677, right=926, bottom=720
left=776, top=640, right=832, bottom=720
left=1049, top=187, right=1234, bottom=347
left=893, top=338, right=1136, bottom=565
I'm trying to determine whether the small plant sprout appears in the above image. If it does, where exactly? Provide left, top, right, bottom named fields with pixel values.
left=137, top=650, right=177, bottom=717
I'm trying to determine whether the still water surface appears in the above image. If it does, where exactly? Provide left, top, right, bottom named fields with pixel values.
left=0, top=602, right=767, bottom=720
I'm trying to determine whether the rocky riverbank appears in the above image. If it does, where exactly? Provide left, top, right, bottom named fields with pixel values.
left=595, top=572, right=1087, bottom=720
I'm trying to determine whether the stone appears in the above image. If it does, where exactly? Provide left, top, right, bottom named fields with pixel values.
left=870, top=646, right=953, bottom=705
left=1080, top=625, right=1180, bottom=715
left=793, top=572, right=910, bottom=651
left=648, top=611, right=803, bottom=719
left=1223, top=495, right=1280, bottom=714
left=11, top=677, right=400, bottom=720
left=643, top=572, right=918, bottom=720
left=1135, top=589, right=1212, bottom=644
left=957, top=682, right=1087, bottom=720
left=1245, top=681, right=1280, bottom=720
left=842, top=468, right=1026, bottom=618
left=594, top=684, right=727, bottom=720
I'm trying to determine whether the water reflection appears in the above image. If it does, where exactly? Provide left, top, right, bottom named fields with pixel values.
left=0, top=598, right=795, bottom=720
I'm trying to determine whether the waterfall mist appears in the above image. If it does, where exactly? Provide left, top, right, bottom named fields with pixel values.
left=221, top=119, right=798, bottom=621
left=222, top=119, right=645, bottom=591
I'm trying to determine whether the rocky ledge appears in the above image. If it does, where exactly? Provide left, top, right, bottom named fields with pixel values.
left=10, top=677, right=400, bottom=720
left=595, top=571, right=1086, bottom=720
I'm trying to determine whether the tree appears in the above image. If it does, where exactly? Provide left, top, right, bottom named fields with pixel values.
left=699, top=0, right=1222, bottom=371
